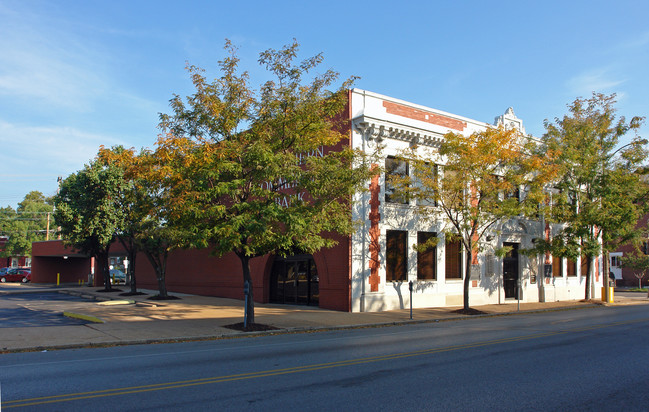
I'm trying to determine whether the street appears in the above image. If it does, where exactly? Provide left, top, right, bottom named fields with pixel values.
left=1, top=304, right=648, bottom=411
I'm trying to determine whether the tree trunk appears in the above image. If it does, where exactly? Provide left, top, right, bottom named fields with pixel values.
left=156, top=267, right=168, bottom=298
left=97, top=249, right=112, bottom=291
left=238, top=254, right=255, bottom=324
left=144, top=250, right=168, bottom=298
left=128, top=251, right=137, bottom=294
left=584, top=256, right=592, bottom=300
left=463, top=249, right=472, bottom=310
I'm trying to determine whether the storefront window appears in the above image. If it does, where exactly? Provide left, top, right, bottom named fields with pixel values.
left=386, top=230, right=407, bottom=281
left=445, top=238, right=462, bottom=279
left=417, top=232, right=436, bottom=280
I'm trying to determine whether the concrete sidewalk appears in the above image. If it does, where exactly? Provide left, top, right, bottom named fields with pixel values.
left=1, top=284, right=647, bottom=353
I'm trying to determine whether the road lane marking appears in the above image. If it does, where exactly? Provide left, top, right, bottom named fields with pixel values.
left=4, top=316, right=648, bottom=408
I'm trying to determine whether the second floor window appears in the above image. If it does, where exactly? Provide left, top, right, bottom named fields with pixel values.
left=414, top=163, right=438, bottom=206
left=385, top=156, right=409, bottom=204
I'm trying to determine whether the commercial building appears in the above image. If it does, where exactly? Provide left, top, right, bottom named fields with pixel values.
left=31, top=89, right=604, bottom=311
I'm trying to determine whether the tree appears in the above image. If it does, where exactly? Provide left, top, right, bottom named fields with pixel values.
left=394, top=125, right=554, bottom=310
left=540, top=93, right=647, bottom=299
left=133, top=150, right=185, bottom=299
left=0, top=192, right=54, bottom=260
left=53, top=160, right=126, bottom=291
left=98, top=145, right=181, bottom=299
left=621, top=251, right=649, bottom=289
left=156, top=40, right=374, bottom=324
left=97, top=146, right=150, bottom=296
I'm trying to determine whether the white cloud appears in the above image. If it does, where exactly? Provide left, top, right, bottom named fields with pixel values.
left=0, top=120, right=128, bottom=203
left=566, top=68, right=626, bottom=96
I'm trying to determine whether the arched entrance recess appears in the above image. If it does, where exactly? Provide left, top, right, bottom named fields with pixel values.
left=269, top=254, right=319, bottom=306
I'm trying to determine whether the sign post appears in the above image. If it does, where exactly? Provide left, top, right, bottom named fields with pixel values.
left=409, top=281, right=413, bottom=320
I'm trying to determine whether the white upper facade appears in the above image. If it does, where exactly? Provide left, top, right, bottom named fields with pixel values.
left=349, top=88, right=528, bottom=149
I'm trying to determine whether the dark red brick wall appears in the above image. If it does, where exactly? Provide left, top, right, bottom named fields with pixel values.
left=616, top=212, right=649, bottom=287
left=31, top=239, right=352, bottom=311
left=31, top=241, right=91, bottom=284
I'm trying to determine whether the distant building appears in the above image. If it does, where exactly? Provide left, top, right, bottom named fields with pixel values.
left=612, top=212, right=649, bottom=287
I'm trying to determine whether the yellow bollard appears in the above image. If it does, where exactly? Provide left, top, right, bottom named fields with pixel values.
left=57, top=273, right=60, bottom=286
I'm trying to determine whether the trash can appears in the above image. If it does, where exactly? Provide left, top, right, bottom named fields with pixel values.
left=601, top=287, right=614, bottom=303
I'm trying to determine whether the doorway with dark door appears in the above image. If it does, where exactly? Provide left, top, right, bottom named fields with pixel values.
left=269, top=255, right=319, bottom=306
left=503, top=242, right=520, bottom=299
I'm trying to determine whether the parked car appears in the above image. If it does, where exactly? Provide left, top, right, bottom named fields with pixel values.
left=1, top=268, right=31, bottom=283
left=109, top=269, right=126, bottom=284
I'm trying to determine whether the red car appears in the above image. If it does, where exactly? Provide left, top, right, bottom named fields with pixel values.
left=0, top=268, right=31, bottom=283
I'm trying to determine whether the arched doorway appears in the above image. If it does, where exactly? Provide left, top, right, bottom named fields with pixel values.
left=269, top=255, right=319, bottom=306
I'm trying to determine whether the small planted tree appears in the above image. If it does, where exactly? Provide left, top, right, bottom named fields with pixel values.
left=540, top=93, right=647, bottom=299
left=99, top=145, right=181, bottom=299
left=393, top=125, right=554, bottom=311
left=97, top=146, right=150, bottom=296
left=53, top=160, right=126, bottom=291
left=621, top=251, right=649, bottom=289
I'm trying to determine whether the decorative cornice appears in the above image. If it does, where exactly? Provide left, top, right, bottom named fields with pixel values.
left=352, top=117, right=444, bottom=148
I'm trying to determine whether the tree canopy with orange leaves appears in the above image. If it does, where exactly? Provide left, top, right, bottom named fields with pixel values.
left=392, top=125, right=556, bottom=310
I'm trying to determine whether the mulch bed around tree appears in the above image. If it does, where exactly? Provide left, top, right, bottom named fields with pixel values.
left=224, top=322, right=281, bottom=332
left=451, top=308, right=488, bottom=315
left=119, top=292, right=148, bottom=297
left=96, top=288, right=122, bottom=293
left=147, top=295, right=181, bottom=301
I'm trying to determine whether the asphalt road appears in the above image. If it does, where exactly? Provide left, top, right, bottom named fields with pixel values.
left=1, top=304, right=648, bottom=411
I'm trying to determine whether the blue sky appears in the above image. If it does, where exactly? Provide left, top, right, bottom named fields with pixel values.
left=1, top=0, right=648, bottom=208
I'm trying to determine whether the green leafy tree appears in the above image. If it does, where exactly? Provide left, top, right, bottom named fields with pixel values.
left=53, top=160, right=126, bottom=291
left=621, top=250, right=649, bottom=289
left=157, top=40, right=374, bottom=324
left=394, top=125, right=554, bottom=310
left=540, top=93, right=647, bottom=299
left=134, top=150, right=186, bottom=299
left=0, top=192, right=54, bottom=260
left=98, top=146, right=151, bottom=296
left=0, top=206, right=18, bottom=264
left=98, top=145, right=180, bottom=299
